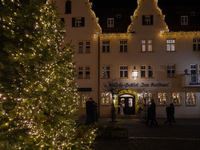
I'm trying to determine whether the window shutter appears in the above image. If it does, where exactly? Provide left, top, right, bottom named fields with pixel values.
left=150, top=15, right=153, bottom=25
left=142, top=15, right=145, bottom=25
left=81, top=17, right=85, bottom=27
left=72, top=18, right=75, bottom=27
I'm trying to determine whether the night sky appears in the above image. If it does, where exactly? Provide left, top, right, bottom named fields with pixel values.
left=89, top=0, right=200, bottom=8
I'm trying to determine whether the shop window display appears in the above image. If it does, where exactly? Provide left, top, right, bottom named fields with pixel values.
left=101, top=92, right=110, bottom=104
left=186, top=93, right=196, bottom=106
left=158, top=93, right=167, bottom=105
left=172, top=93, right=181, bottom=105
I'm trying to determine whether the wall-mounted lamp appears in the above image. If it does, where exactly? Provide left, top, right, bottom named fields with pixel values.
left=132, top=66, right=138, bottom=80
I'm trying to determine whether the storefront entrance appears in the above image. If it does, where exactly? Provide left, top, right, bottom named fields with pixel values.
left=119, top=95, right=135, bottom=115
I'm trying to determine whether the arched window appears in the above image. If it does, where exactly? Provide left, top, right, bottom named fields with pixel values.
left=65, top=1, right=71, bottom=14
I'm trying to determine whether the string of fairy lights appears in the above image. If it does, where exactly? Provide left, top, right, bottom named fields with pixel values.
left=0, top=0, right=96, bottom=149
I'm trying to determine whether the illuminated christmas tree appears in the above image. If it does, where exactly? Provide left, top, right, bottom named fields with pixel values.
left=0, top=0, right=96, bottom=149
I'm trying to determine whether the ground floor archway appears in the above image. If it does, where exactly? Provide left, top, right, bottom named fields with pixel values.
left=115, top=89, right=139, bottom=115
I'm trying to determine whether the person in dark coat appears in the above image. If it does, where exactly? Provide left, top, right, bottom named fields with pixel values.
left=170, top=103, right=175, bottom=123
left=149, top=99, right=158, bottom=127
left=85, top=97, right=95, bottom=126
left=165, top=105, right=172, bottom=124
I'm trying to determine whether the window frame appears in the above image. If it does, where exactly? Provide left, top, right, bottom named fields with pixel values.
left=185, top=92, right=196, bottom=106
left=148, top=65, right=154, bottom=78
left=78, top=93, right=90, bottom=108
left=78, top=41, right=84, bottom=53
left=85, top=66, right=90, bottom=79
left=172, top=92, right=182, bottom=105
left=181, top=16, right=188, bottom=25
left=85, top=41, right=90, bottom=53
left=141, top=39, right=154, bottom=52
left=141, top=65, right=146, bottom=78
left=78, top=66, right=83, bottom=79
left=142, top=15, right=153, bottom=25
left=107, top=18, right=114, bottom=28
left=167, top=64, right=176, bottom=78
left=101, top=92, right=111, bottom=105
left=158, top=92, right=168, bottom=105
left=119, top=40, right=128, bottom=52
left=193, top=38, right=200, bottom=51
left=72, top=17, right=85, bottom=27
left=119, top=65, right=128, bottom=78
left=102, top=66, right=110, bottom=79
left=166, top=39, right=176, bottom=52
left=102, top=40, right=110, bottom=53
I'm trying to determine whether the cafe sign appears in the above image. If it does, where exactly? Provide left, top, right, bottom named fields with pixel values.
left=123, top=81, right=171, bottom=88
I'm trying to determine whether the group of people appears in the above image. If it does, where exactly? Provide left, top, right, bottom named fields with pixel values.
left=85, top=97, right=98, bottom=126
left=85, top=97, right=175, bottom=127
left=146, top=99, right=175, bottom=127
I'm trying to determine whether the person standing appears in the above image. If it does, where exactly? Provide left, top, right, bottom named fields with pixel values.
left=170, top=103, right=175, bottom=123
left=149, top=99, right=158, bottom=127
left=85, top=97, right=95, bottom=126
left=165, top=105, right=172, bottom=124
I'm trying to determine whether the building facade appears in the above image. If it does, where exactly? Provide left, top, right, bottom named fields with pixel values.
left=54, top=0, right=200, bottom=118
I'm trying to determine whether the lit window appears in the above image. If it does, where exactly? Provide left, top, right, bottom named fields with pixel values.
left=101, top=93, right=110, bottom=104
left=107, top=18, right=114, bottom=28
left=102, top=66, right=110, bottom=78
left=158, top=93, right=167, bottom=105
left=141, top=40, right=154, bottom=52
left=148, top=40, right=153, bottom=51
left=193, top=38, right=200, bottom=51
left=102, top=40, right=110, bottom=53
left=167, top=64, right=176, bottom=78
left=128, top=98, right=133, bottom=107
left=172, top=93, right=181, bottom=105
left=141, top=40, right=146, bottom=52
left=119, top=65, right=128, bottom=78
left=186, top=93, right=196, bottom=106
left=120, top=40, right=128, bottom=52
left=181, top=16, right=188, bottom=25
left=78, top=93, right=90, bottom=108
left=166, top=39, right=176, bottom=51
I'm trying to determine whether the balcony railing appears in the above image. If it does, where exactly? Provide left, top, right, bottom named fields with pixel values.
left=182, top=74, right=200, bottom=87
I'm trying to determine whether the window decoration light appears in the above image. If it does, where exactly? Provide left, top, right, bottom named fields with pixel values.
left=132, top=66, right=138, bottom=80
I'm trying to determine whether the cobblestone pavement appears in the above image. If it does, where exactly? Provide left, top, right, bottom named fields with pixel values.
left=77, top=116, right=200, bottom=150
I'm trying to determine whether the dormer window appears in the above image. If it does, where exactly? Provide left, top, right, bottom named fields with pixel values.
left=181, top=16, right=188, bottom=25
left=142, top=15, right=153, bottom=25
left=107, top=18, right=114, bottom=28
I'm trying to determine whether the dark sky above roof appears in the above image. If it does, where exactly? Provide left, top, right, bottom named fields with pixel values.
left=90, top=0, right=200, bottom=8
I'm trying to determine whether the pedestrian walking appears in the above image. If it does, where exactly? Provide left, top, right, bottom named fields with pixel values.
left=170, top=103, right=175, bottom=123
left=149, top=99, right=158, bottom=127
left=165, top=105, right=172, bottom=124
left=85, top=97, right=95, bottom=126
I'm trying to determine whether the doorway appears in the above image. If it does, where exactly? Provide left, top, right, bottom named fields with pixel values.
left=119, top=95, right=135, bottom=115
